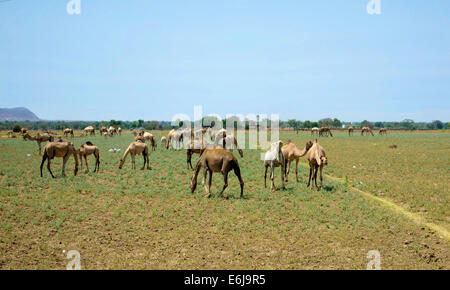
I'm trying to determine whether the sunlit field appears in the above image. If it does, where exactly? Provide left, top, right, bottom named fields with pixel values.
left=0, top=130, right=448, bottom=269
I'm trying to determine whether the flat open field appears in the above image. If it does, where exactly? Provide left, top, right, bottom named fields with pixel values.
left=0, top=130, right=449, bottom=269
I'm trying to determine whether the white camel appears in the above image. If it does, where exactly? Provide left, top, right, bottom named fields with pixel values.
left=263, top=140, right=286, bottom=191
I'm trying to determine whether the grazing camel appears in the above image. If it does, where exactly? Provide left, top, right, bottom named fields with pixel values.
left=161, top=136, right=167, bottom=148
left=361, top=127, right=374, bottom=136
left=135, top=131, right=157, bottom=151
left=190, top=148, right=244, bottom=198
left=348, top=126, right=354, bottom=136
left=78, top=141, right=100, bottom=173
left=63, top=128, right=74, bottom=138
left=84, top=126, right=95, bottom=136
left=214, top=133, right=243, bottom=158
left=319, top=127, right=333, bottom=137
left=263, top=140, right=286, bottom=191
left=118, top=127, right=122, bottom=136
left=108, top=126, right=117, bottom=136
left=379, top=128, right=388, bottom=135
left=40, top=141, right=79, bottom=178
left=306, top=139, right=327, bottom=190
left=186, top=139, right=209, bottom=170
left=118, top=140, right=151, bottom=170
left=282, top=140, right=313, bottom=182
left=167, top=129, right=183, bottom=150
left=23, top=132, right=55, bottom=155
left=311, top=127, right=319, bottom=136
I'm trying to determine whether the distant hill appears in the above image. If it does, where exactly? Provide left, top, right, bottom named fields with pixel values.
left=0, top=107, right=40, bottom=121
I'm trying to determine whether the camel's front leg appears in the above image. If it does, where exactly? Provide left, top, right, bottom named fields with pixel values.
left=131, top=154, right=136, bottom=170
left=219, top=171, right=228, bottom=197
left=313, top=166, right=319, bottom=189
left=281, top=163, right=286, bottom=190
left=141, top=153, right=146, bottom=170
left=319, top=165, right=324, bottom=189
left=84, top=155, right=89, bottom=172
left=307, top=167, right=312, bottom=187
left=264, top=165, right=268, bottom=188
left=270, top=166, right=276, bottom=191
left=295, top=159, right=299, bottom=182
left=37, top=141, right=42, bottom=155
left=202, top=168, right=210, bottom=197
left=62, top=154, right=70, bottom=177
left=47, top=158, right=55, bottom=178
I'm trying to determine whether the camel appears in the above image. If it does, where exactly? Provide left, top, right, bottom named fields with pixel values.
left=319, top=126, right=333, bottom=137
left=100, top=126, right=108, bottom=135
left=118, top=127, right=122, bottom=136
left=135, top=131, right=157, bottom=151
left=7, top=131, right=16, bottom=138
left=348, top=126, right=354, bottom=136
left=190, top=148, right=244, bottom=198
left=379, top=128, right=388, bottom=135
left=40, top=140, right=79, bottom=178
left=108, top=126, right=117, bottom=136
left=361, top=127, right=374, bottom=136
left=23, top=132, right=55, bottom=155
left=63, top=128, right=74, bottom=138
left=84, top=126, right=95, bottom=136
left=78, top=141, right=100, bottom=173
left=263, top=140, right=286, bottom=191
left=161, top=136, right=167, bottom=148
left=21, top=128, right=27, bottom=135
left=132, top=129, right=139, bottom=137
left=167, top=129, right=183, bottom=150
left=118, top=140, right=151, bottom=170
left=306, top=139, right=327, bottom=190
left=311, top=127, right=319, bottom=136
left=282, top=140, right=313, bottom=182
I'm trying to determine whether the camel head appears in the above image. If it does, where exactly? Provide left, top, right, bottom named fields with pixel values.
left=118, top=159, right=125, bottom=169
left=305, top=140, right=314, bottom=151
left=321, top=156, right=328, bottom=166
left=237, top=149, right=244, bottom=158
left=190, top=175, right=197, bottom=193
left=85, top=141, right=93, bottom=146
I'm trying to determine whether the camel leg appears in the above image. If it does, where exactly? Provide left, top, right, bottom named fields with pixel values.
left=270, top=166, right=275, bottom=191
left=307, top=167, right=312, bottom=187
left=84, top=155, right=89, bottom=172
left=219, top=171, right=228, bottom=197
left=187, top=151, right=192, bottom=170
left=146, top=152, right=151, bottom=170
left=131, top=154, right=136, bottom=170
left=319, top=165, right=324, bottom=189
left=208, top=170, right=213, bottom=196
left=62, top=154, right=70, bottom=177
left=37, top=141, right=42, bottom=155
left=94, top=152, right=100, bottom=173
left=295, top=159, right=299, bottom=182
left=233, top=164, right=244, bottom=198
left=40, top=151, right=48, bottom=177
left=314, top=166, right=319, bottom=189
left=281, top=163, right=286, bottom=190
left=264, top=165, right=268, bottom=188
left=202, top=168, right=210, bottom=197
left=141, top=153, right=146, bottom=170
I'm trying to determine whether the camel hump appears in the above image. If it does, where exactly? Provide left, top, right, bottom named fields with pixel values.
left=85, top=141, right=94, bottom=146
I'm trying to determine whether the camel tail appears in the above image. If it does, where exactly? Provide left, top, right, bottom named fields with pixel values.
left=40, top=149, right=48, bottom=177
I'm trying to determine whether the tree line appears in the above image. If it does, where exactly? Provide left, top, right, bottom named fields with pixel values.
left=1, top=117, right=448, bottom=132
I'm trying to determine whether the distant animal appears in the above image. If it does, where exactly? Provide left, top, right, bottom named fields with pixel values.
left=379, top=128, right=388, bottom=135
left=160, top=136, right=167, bottom=148
left=319, top=127, right=333, bottom=137
left=306, top=139, right=327, bottom=190
left=263, top=140, right=286, bottom=191
left=389, top=144, right=398, bottom=149
left=135, top=131, right=157, bottom=151
left=186, top=139, right=207, bottom=170
left=118, top=141, right=151, bottom=170
left=40, top=140, right=79, bottom=178
left=23, top=132, right=54, bottom=155
left=63, top=128, right=74, bottom=138
left=361, top=127, right=374, bottom=136
left=78, top=141, right=100, bottom=173
left=167, top=129, right=183, bottom=150
left=311, top=127, right=319, bottom=136
left=348, top=126, right=354, bottom=136
left=7, top=131, right=16, bottom=138
left=117, top=127, right=122, bottom=136
left=21, top=128, right=27, bottom=135
left=190, top=148, right=244, bottom=198
left=108, top=148, right=121, bottom=153
left=282, top=140, right=313, bottom=182
left=83, top=126, right=95, bottom=136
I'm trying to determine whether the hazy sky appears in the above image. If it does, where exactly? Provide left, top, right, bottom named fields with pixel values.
left=0, top=0, right=449, bottom=122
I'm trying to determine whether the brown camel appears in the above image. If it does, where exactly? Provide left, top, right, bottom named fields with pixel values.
left=282, top=140, right=313, bottom=182
left=84, top=126, right=95, bottom=136
left=78, top=141, right=100, bottom=173
left=23, top=132, right=55, bottom=155
left=40, top=141, right=79, bottom=178
left=348, top=126, right=354, bottom=136
left=135, top=131, right=157, bottom=151
left=361, top=127, right=374, bottom=136
left=319, top=126, right=333, bottom=137
left=190, top=148, right=244, bottom=198
left=306, top=139, right=327, bottom=190
left=379, top=128, right=388, bottom=135
left=63, top=128, right=74, bottom=138
left=118, top=140, right=151, bottom=170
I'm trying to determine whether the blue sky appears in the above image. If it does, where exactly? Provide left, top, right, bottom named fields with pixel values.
left=0, top=0, right=449, bottom=122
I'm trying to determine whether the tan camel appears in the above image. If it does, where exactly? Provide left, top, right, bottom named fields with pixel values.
left=361, top=127, right=374, bottom=136
left=319, top=126, right=333, bottom=137
left=78, top=141, right=100, bottom=173
left=306, top=139, right=328, bottom=190
left=379, top=128, right=388, bottom=135
left=161, top=136, right=167, bottom=148
left=23, top=132, right=55, bottom=155
left=348, top=126, right=354, bottom=136
left=84, top=126, right=95, bottom=136
left=40, top=141, right=79, bottom=178
left=21, top=128, right=27, bottom=135
left=100, top=126, right=108, bottom=135
left=108, top=126, right=117, bottom=136
left=135, top=131, right=157, bottom=151
left=63, top=128, right=74, bottom=138
left=263, top=140, right=286, bottom=191
left=167, top=129, right=183, bottom=150
left=282, top=140, right=313, bottom=182
left=311, top=127, right=319, bottom=136
left=118, top=140, right=151, bottom=170
left=190, top=148, right=244, bottom=198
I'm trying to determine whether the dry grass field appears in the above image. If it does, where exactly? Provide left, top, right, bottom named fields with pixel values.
left=0, top=130, right=449, bottom=269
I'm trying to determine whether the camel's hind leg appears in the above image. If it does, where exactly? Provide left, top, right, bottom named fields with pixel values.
left=84, top=155, right=89, bottom=172
left=233, top=163, right=244, bottom=198
left=131, top=154, right=136, bottom=170
left=264, top=165, right=268, bottom=188
left=270, top=166, right=275, bottom=191
left=40, top=150, right=50, bottom=177
left=319, top=165, right=324, bottom=189
left=202, top=167, right=210, bottom=197
left=141, top=153, right=146, bottom=170
left=94, top=152, right=100, bottom=173
left=219, top=171, right=228, bottom=197
left=295, top=159, right=299, bottom=182
left=62, top=154, right=70, bottom=177
left=313, top=166, right=319, bottom=189
left=307, top=167, right=312, bottom=188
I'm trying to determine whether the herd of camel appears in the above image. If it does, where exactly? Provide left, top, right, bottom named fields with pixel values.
left=9, top=125, right=388, bottom=197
